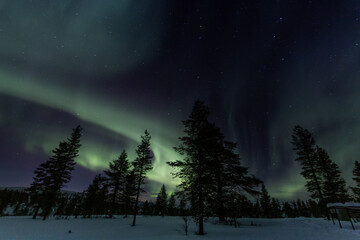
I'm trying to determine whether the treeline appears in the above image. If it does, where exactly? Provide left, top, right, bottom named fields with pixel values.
left=0, top=184, right=323, bottom=219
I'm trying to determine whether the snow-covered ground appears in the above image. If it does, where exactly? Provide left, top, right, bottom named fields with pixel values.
left=0, top=216, right=358, bottom=240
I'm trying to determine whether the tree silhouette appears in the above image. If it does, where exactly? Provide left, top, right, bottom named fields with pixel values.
left=260, top=184, right=271, bottom=218
left=132, top=130, right=153, bottom=226
left=29, top=125, right=82, bottom=220
left=316, top=146, right=349, bottom=203
left=104, top=150, right=130, bottom=218
left=167, top=193, right=176, bottom=216
left=168, top=101, right=214, bottom=235
left=155, top=184, right=167, bottom=217
left=83, top=174, right=108, bottom=218
left=122, top=169, right=136, bottom=218
left=291, top=125, right=328, bottom=219
left=168, top=101, right=261, bottom=233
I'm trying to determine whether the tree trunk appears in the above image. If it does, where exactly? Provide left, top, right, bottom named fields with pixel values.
left=217, top=173, right=225, bottom=222
left=32, top=205, right=40, bottom=219
left=109, top=186, right=118, bottom=218
left=198, top=153, right=204, bottom=235
left=199, top=215, right=204, bottom=235
left=132, top=168, right=143, bottom=226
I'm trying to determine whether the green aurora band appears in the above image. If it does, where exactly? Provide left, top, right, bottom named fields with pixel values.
left=0, top=68, right=181, bottom=193
left=1, top=1, right=359, bottom=200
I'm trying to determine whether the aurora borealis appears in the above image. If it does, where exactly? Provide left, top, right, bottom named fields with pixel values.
left=1, top=1, right=360, bottom=200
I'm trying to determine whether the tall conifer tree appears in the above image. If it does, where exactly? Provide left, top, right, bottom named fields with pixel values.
left=316, top=146, right=349, bottom=203
left=168, top=101, right=214, bottom=235
left=104, top=150, right=130, bottom=218
left=30, top=125, right=82, bottom=220
left=132, top=130, right=153, bottom=226
left=291, top=125, right=328, bottom=219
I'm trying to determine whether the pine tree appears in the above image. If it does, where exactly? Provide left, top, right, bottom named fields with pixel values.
left=291, top=125, right=328, bottom=219
left=168, top=100, right=261, bottom=233
left=132, top=130, right=153, bottom=226
left=30, top=125, right=82, bottom=220
left=43, top=126, right=82, bottom=220
left=104, top=150, right=130, bottom=218
left=351, top=160, right=360, bottom=201
left=167, top=101, right=215, bottom=235
left=260, top=184, right=271, bottom=218
left=316, top=146, right=350, bottom=203
left=168, top=193, right=176, bottom=216
left=155, top=184, right=167, bottom=217
left=28, top=161, right=49, bottom=219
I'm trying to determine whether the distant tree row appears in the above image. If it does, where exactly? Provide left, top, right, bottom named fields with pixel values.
left=0, top=184, right=324, bottom=220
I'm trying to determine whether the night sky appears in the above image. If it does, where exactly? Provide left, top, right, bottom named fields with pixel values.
left=0, top=1, right=360, bottom=200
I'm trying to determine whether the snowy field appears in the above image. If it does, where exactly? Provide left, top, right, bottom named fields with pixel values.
left=0, top=216, right=359, bottom=240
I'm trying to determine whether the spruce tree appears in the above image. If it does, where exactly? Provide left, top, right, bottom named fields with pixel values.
left=155, top=184, right=167, bottom=217
left=351, top=160, right=360, bottom=201
left=132, top=130, right=153, bottom=226
left=168, top=100, right=261, bottom=233
left=104, top=150, right=130, bottom=218
left=28, top=161, right=49, bottom=219
left=168, top=193, right=176, bottom=216
left=291, top=125, right=328, bottom=219
left=316, top=146, right=350, bottom=203
left=260, top=184, right=271, bottom=218
left=167, top=101, right=214, bottom=235
left=43, top=126, right=82, bottom=220
left=30, top=125, right=82, bottom=220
